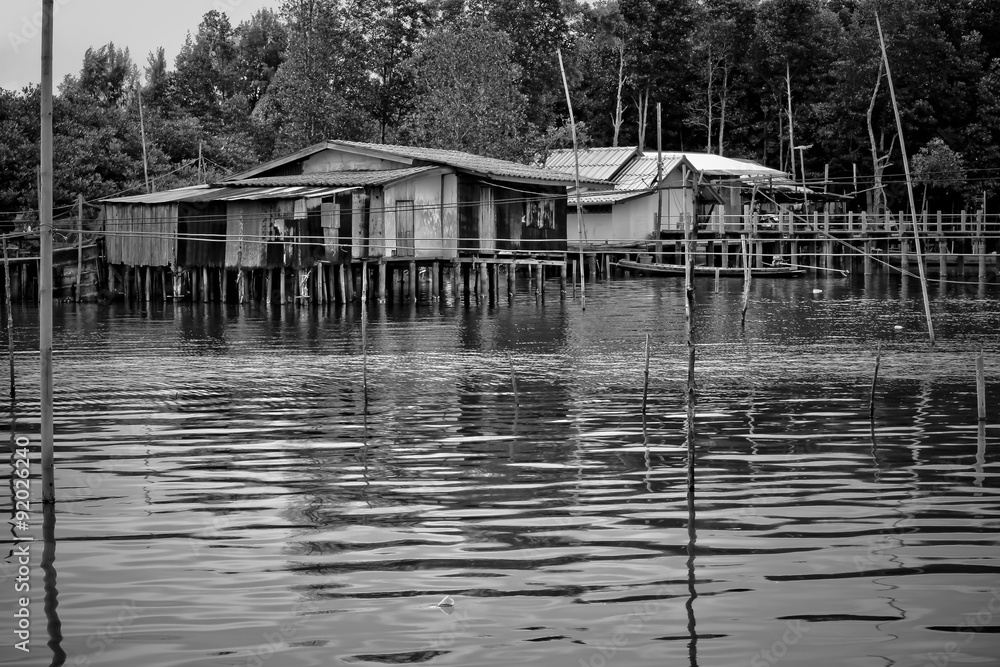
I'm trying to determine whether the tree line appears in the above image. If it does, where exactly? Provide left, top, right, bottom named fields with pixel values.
left=3, top=0, right=1000, bottom=224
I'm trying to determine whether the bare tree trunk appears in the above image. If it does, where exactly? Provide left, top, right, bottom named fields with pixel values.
left=867, top=60, right=892, bottom=214
left=705, top=44, right=714, bottom=154
left=611, top=40, right=626, bottom=148
left=718, top=61, right=729, bottom=156
left=786, top=61, right=796, bottom=180
left=636, top=88, right=649, bottom=152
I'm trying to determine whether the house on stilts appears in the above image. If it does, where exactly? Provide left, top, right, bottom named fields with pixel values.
left=100, top=140, right=606, bottom=304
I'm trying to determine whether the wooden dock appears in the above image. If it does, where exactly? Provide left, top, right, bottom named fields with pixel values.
left=3, top=210, right=998, bottom=306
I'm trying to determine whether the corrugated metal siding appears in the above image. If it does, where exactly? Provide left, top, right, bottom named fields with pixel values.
left=105, top=202, right=177, bottom=266
left=177, top=202, right=227, bottom=268
left=458, top=180, right=479, bottom=253
left=224, top=201, right=272, bottom=268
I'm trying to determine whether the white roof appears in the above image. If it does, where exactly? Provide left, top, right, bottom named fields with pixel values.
left=652, top=152, right=786, bottom=178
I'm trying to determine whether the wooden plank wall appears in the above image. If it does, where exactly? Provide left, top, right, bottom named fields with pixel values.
left=177, top=202, right=227, bottom=268
left=224, top=201, right=272, bottom=268
left=105, top=203, right=178, bottom=266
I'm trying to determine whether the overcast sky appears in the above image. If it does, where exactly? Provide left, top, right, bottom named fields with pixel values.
left=2, top=0, right=277, bottom=91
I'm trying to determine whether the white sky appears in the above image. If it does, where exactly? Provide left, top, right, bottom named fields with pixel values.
left=1, top=0, right=277, bottom=91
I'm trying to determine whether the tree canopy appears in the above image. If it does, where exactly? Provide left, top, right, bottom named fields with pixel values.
left=3, top=0, right=1000, bottom=220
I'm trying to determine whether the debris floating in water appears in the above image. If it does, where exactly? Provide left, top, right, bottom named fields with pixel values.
left=894, top=325, right=903, bottom=331
left=812, top=289, right=823, bottom=294
left=437, top=596, right=454, bottom=607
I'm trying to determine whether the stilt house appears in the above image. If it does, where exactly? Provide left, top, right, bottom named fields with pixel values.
left=545, top=147, right=787, bottom=248
left=101, top=141, right=603, bottom=302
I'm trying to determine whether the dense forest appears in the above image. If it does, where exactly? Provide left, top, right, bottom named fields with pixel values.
left=3, top=0, right=1000, bottom=224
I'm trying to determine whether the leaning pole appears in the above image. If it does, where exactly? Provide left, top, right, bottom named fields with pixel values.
left=40, top=0, right=55, bottom=502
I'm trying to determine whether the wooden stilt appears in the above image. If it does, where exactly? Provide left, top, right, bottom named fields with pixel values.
left=279, top=267, right=287, bottom=304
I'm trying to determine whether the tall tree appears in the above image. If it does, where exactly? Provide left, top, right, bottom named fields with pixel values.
left=75, top=42, right=139, bottom=108
left=401, top=17, right=530, bottom=161
left=349, top=0, right=427, bottom=144
left=265, top=0, right=370, bottom=151
left=173, top=10, right=240, bottom=126
left=620, top=0, right=698, bottom=151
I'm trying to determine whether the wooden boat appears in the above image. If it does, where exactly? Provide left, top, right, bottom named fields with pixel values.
left=617, top=259, right=806, bottom=278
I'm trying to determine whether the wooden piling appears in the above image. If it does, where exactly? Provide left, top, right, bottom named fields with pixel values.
left=559, top=261, right=566, bottom=294
left=480, top=262, right=489, bottom=302
left=869, top=342, right=881, bottom=422
left=641, top=333, right=651, bottom=413
left=977, top=347, right=987, bottom=422
left=3, top=236, right=15, bottom=402
left=409, top=260, right=417, bottom=302
left=536, top=263, right=544, bottom=299
left=740, top=235, right=752, bottom=329
left=509, top=261, right=516, bottom=297
left=509, top=352, right=519, bottom=407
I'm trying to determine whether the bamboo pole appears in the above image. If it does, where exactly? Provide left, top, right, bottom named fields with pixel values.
left=876, top=13, right=935, bottom=347
left=509, top=352, right=519, bottom=407
left=740, top=234, right=752, bottom=329
left=641, top=333, right=651, bottom=413
left=869, top=342, right=881, bottom=422
left=977, top=347, right=986, bottom=422
left=3, top=236, right=15, bottom=402
left=40, top=0, right=55, bottom=502
left=655, top=103, right=663, bottom=261
left=76, top=194, right=83, bottom=302
left=362, top=260, right=368, bottom=407
left=557, top=48, right=585, bottom=311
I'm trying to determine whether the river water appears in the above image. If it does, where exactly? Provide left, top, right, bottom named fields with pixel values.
left=2, top=271, right=999, bottom=667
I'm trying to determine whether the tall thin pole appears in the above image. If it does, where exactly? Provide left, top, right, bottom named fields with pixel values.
left=138, top=87, right=151, bottom=193
left=655, top=103, right=663, bottom=261
left=876, top=13, right=935, bottom=346
left=557, top=48, right=585, bottom=311
left=40, top=0, right=55, bottom=503
left=3, top=236, right=15, bottom=402
left=786, top=61, right=796, bottom=179
left=76, top=194, right=84, bottom=302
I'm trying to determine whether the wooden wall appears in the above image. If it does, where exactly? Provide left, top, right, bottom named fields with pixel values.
left=105, top=203, right=178, bottom=266
left=300, top=148, right=407, bottom=174
left=383, top=172, right=450, bottom=259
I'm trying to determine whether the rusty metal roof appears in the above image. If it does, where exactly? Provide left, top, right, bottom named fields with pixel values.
left=218, top=166, right=438, bottom=188
left=228, top=140, right=605, bottom=187
left=332, top=140, right=597, bottom=185
left=104, top=184, right=359, bottom=205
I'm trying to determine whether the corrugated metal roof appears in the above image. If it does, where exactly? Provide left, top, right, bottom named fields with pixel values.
left=218, top=166, right=437, bottom=188
left=104, top=185, right=358, bottom=205
left=544, top=147, right=640, bottom=182
left=332, top=140, right=596, bottom=185
left=229, top=140, right=606, bottom=187
left=612, top=156, right=686, bottom=190
left=654, top=152, right=786, bottom=178
left=570, top=190, right=651, bottom=206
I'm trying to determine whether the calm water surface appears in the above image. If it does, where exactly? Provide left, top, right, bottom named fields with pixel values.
left=2, top=272, right=999, bottom=667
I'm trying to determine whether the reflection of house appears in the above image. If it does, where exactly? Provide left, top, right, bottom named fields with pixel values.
left=101, top=141, right=601, bottom=303
left=545, top=147, right=787, bottom=247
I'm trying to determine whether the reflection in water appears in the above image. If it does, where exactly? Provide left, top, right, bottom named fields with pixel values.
left=42, top=503, right=65, bottom=666
left=1, top=276, right=998, bottom=667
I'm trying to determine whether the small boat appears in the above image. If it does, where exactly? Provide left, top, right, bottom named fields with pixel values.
left=617, top=259, right=806, bottom=278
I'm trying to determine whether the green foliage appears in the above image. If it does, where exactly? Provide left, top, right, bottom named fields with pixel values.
left=7, top=0, right=1000, bottom=215
left=401, top=17, right=531, bottom=161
